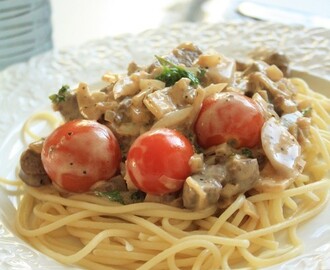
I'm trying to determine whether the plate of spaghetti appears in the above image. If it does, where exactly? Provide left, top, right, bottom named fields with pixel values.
left=0, top=22, right=330, bottom=270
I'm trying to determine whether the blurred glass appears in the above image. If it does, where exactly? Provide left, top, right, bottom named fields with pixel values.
left=0, top=0, right=53, bottom=70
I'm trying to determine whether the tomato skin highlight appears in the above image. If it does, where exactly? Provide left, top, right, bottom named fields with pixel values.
left=126, top=128, right=194, bottom=195
left=41, top=120, right=121, bottom=193
left=194, top=92, right=264, bottom=149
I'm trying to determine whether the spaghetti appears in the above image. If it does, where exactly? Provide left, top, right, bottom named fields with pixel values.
left=9, top=45, right=330, bottom=269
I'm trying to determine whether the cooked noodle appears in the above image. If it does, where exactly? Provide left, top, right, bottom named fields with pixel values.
left=9, top=76, right=330, bottom=270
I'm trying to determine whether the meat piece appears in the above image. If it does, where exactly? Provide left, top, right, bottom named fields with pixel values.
left=171, top=43, right=202, bottom=67
left=221, top=155, right=260, bottom=198
left=250, top=48, right=290, bottom=76
left=183, top=174, right=223, bottom=210
left=182, top=164, right=227, bottom=210
left=147, top=43, right=202, bottom=74
left=53, top=91, right=83, bottom=121
left=92, top=175, right=128, bottom=192
left=19, top=148, right=51, bottom=187
left=145, top=192, right=182, bottom=207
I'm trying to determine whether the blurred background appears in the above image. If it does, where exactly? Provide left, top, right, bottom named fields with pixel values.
left=1, top=0, right=329, bottom=70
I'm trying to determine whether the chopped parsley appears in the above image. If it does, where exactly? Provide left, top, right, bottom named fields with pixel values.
left=241, top=148, right=254, bottom=158
left=130, top=190, right=146, bottom=203
left=49, top=85, right=70, bottom=104
left=155, top=56, right=204, bottom=87
left=95, top=190, right=125, bottom=204
left=301, top=106, right=312, bottom=117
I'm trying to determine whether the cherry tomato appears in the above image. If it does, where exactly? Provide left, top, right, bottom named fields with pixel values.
left=194, top=92, right=264, bottom=149
left=41, top=120, right=121, bottom=193
left=126, top=128, right=194, bottom=195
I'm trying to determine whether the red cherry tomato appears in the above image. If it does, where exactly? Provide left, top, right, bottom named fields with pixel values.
left=126, top=128, right=194, bottom=195
left=194, top=92, right=264, bottom=149
left=41, top=120, right=121, bottom=192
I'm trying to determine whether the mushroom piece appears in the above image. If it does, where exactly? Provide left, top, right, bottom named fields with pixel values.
left=250, top=48, right=290, bottom=76
left=261, top=117, right=305, bottom=178
left=19, top=141, right=51, bottom=187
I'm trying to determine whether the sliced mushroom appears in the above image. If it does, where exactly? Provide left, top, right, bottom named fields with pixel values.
left=261, top=117, right=305, bottom=178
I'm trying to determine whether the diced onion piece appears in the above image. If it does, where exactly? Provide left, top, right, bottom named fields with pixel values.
left=76, top=83, right=107, bottom=120
left=139, top=79, right=165, bottom=91
left=117, top=123, right=141, bottom=136
left=266, top=65, right=283, bottom=82
left=102, top=73, right=120, bottom=84
left=151, top=106, right=193, bottom=129
left=113, top=76, right=139, bottom=100
left=197, top=54, right=221, bottom=68
left=204, top=83, right=227, bottom=97
left=144, top=89, right=177, bottom=119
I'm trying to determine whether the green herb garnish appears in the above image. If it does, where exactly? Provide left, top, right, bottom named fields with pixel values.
left=155, top=56, right=204, bottom=87
left=301, top=106, right=312, bottom=117
left=130, top=190, right=146, bottom=203
left=241, top=148, right=254, bottom=158
left=197, top=68, right=206, bottom=80
left=95, top=190, right=125, bottom=204
left=49, top=85, right=70, bottom=104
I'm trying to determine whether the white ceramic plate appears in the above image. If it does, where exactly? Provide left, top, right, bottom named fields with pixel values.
left=0, top=21, right=330, bottom=270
